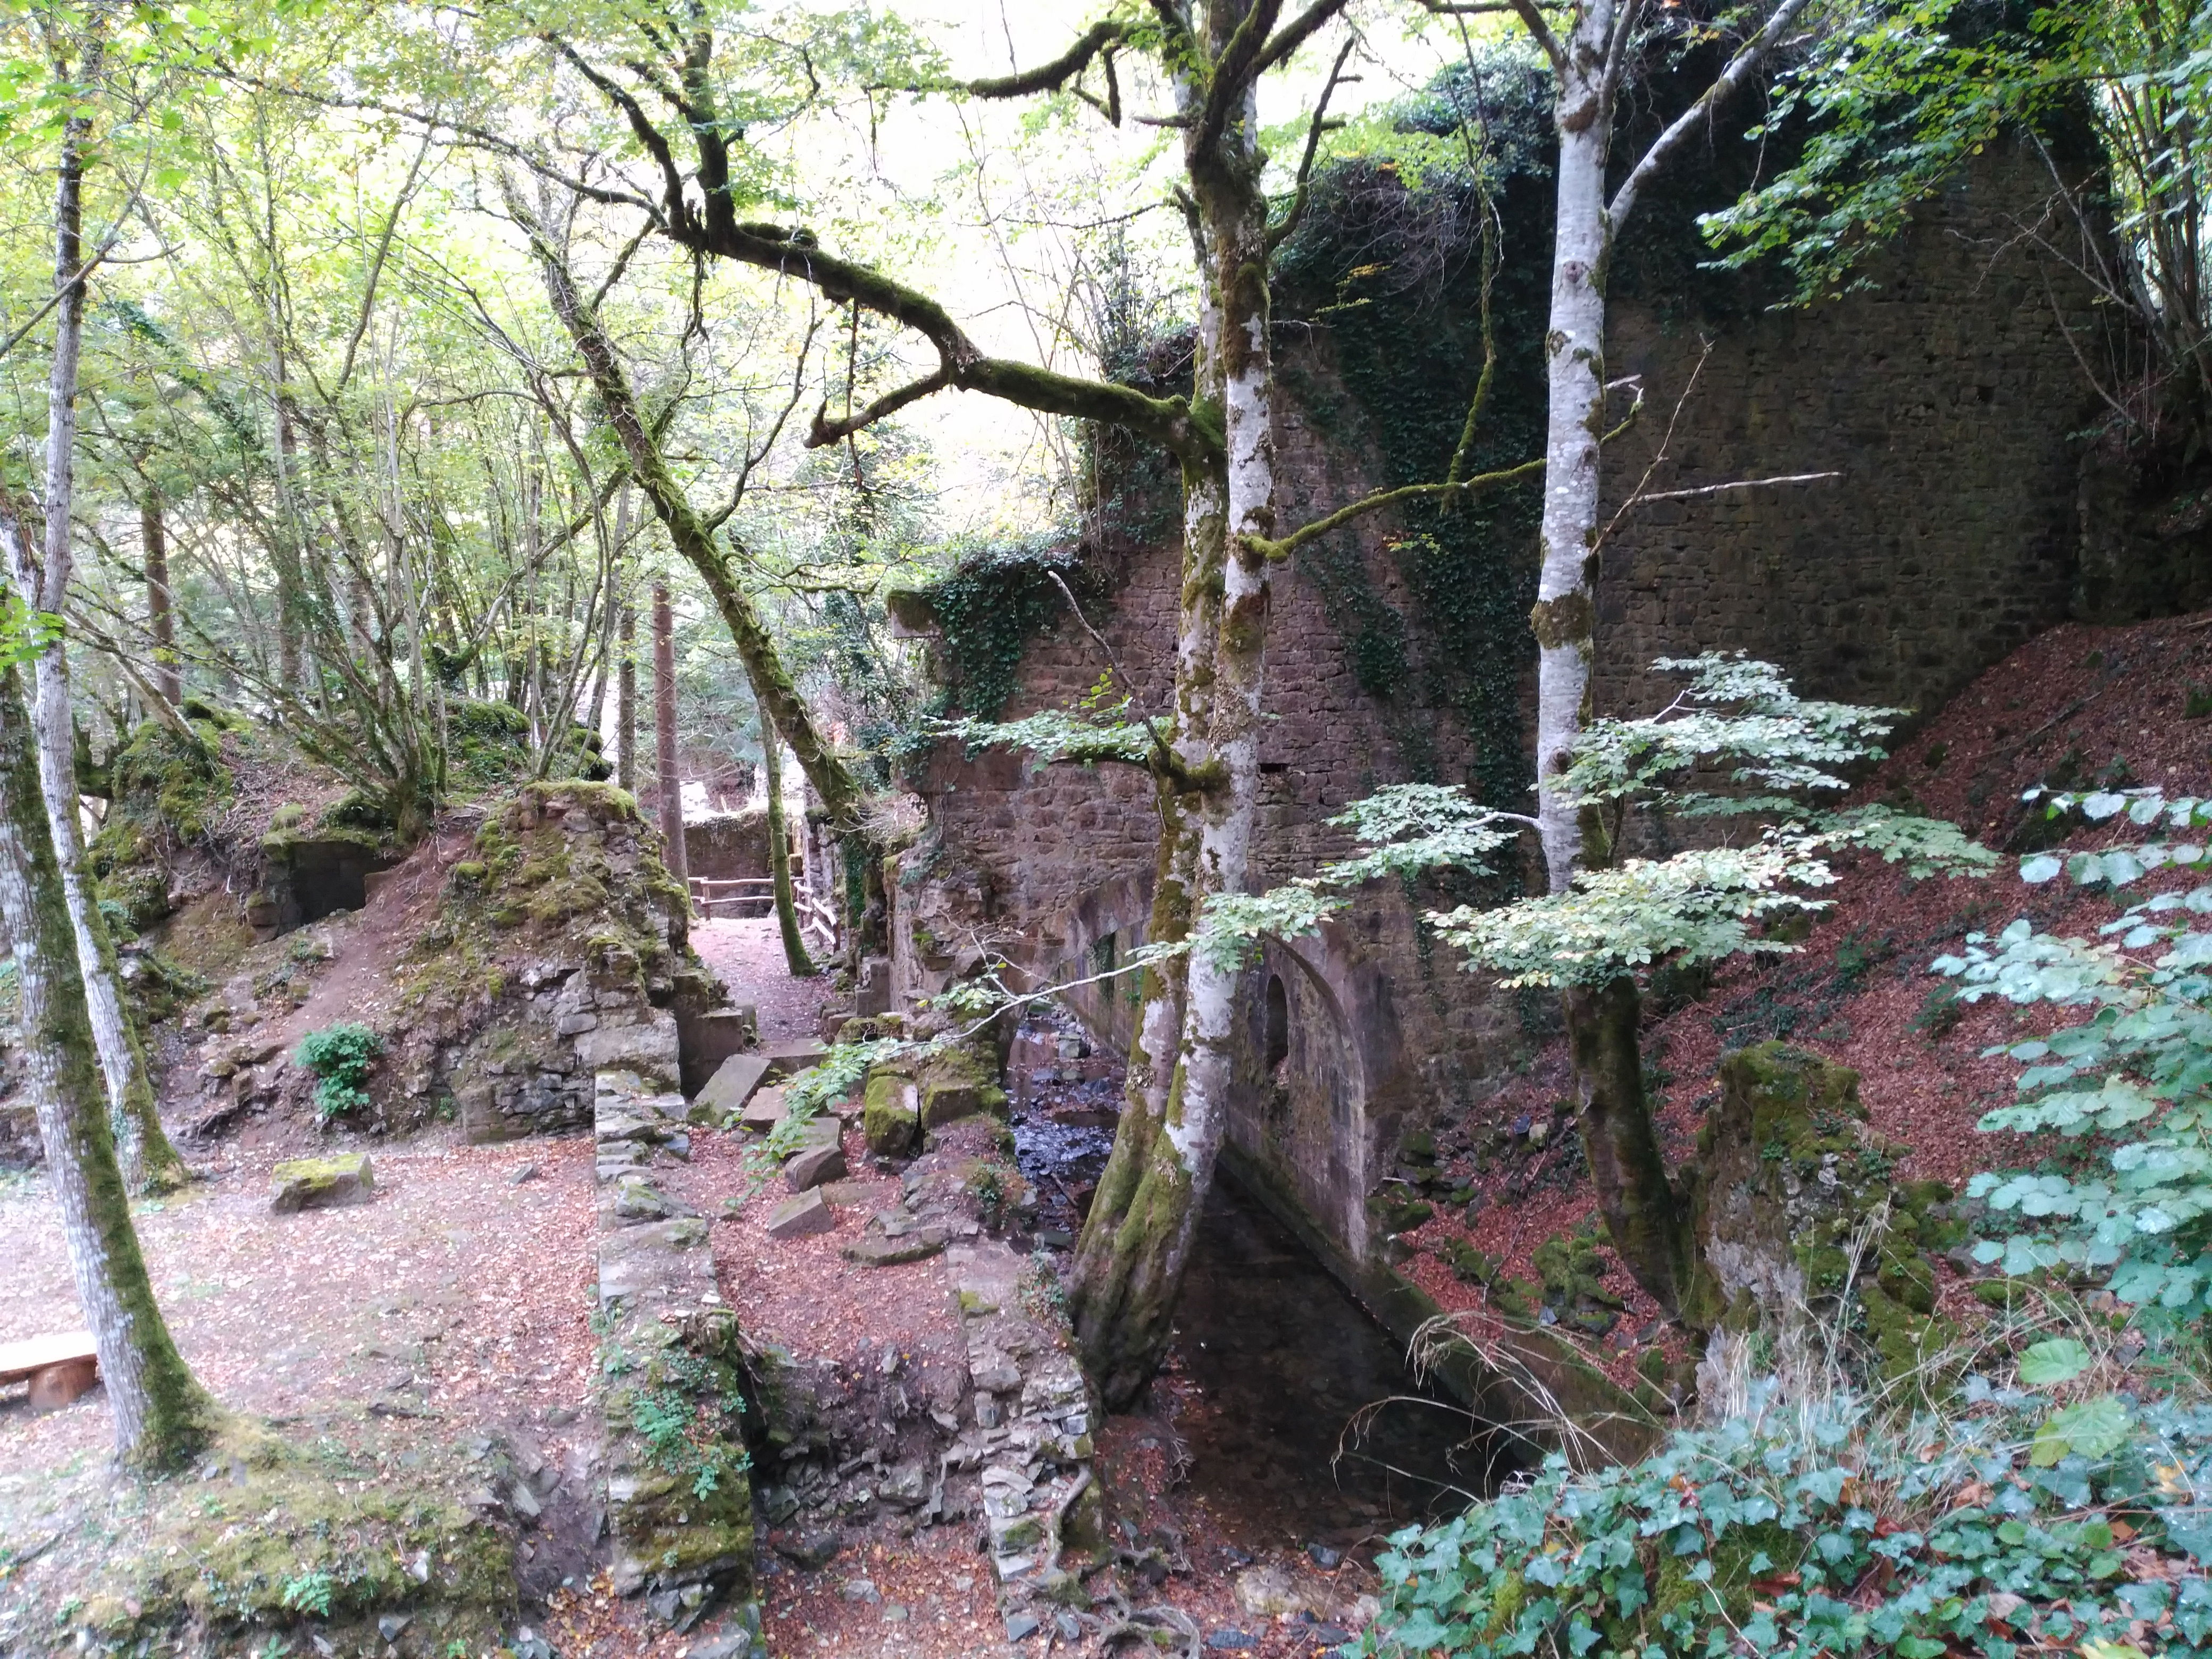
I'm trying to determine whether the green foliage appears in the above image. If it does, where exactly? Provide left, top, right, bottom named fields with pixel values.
left=632, top=1363, right=748, bottom=1501
left=1700, top=0, right=2052, bottom=303
left=1187, top=785, right=1519, bottom=970
left=933, top=673, right=1153, bottom=769
left=1196, top=658, right=1987, bottom=985
left=920, top=537, right=1105, bottom=723
left=274, top=1568, right=333, bottom=1619
left=1561, top=655, right=1906, bottom=814
left=2016, top=786, right=2212, bottom=889
left=1436, top=837, right=1844, bottom=988
left=1703, top=0, right=2207, bottom=430
left=1936, top=891, right=2212, bottom=1323
left=292, top=1023, right=382, bottom=1122
left=1359, top=1380, right=2212, bottom=1659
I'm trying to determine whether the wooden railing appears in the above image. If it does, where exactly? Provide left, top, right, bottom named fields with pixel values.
left=794, top=890, right=841, bottom=952
left=689, top=876, right=773, bottom=918
left=689, top=875, right=843, bottom=953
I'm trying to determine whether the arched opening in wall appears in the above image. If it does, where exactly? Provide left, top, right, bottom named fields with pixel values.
left=1263, top=974, right=1289, bottom=1073
left=252, top=837, right=403, bottom=940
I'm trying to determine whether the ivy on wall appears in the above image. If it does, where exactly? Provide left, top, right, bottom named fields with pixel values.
left=1271, top=51, right=1557, bottom=812
left=923, top=536, right=1110, bottom=722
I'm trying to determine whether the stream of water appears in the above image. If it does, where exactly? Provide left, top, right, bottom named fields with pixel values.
left=1008, top=1015, right=1486, bottom=1551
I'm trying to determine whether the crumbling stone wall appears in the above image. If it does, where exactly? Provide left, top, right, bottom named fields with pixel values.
left=895, top=136, right=2096, bottom=1300
left=395, top=782, right=713, bottom=1142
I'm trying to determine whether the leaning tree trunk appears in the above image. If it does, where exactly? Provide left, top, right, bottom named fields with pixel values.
left=651, top=581, right=689, bottom=887
left=141, top=495, right=179, bottom=708
left=616, top=601, right=637, bottom=793
left=761, top=730, right=815, bottom=977
left=1068, top=440, right=1222, bottom=1401
left=22, top=100, right=187, bottom=1195
left=1069, top=64, right=1275, bottom=1409
left=518, top=193, right=869, bottom=836
left=0, top=649, right=213, bottom=1471
left=1528, top=10, right=1686, bottom=1311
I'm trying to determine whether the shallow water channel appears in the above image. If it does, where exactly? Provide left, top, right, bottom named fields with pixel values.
left=1008, top=1017, right=1485, bottom=1549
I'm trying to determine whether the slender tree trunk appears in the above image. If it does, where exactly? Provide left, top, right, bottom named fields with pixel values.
left=269, top=384, right=307, bottom=692
left=24, top=93, right=186, bottom=1196
left=1526, top=10, right=1689, bottom=1310
left=141, top=495, right=179, bottom=708
left=616, top=601, right=637, bottom=793
left=0, top=594, right=213, bottom=1470
left=762, top=731, right=814, bottom=976
left=652, top=581, right=689, bottom=886
left=1069, top=44, right=1275, bottom=1407
left=1529, top=20, right=1612, bottom=897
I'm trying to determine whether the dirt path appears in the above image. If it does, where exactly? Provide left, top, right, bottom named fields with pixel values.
left=691, top=918, right=834, bottom=1042
left=0, top=1135, right=597, bottom=1536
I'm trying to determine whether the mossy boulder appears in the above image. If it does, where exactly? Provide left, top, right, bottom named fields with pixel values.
left=1367, top=1188, right=1433, bottom=1236
left=1685, top=1042, right=1952, bottom=1375
left=863, top=1069, right=919, bottom=1157
left=917, top=1040, right=1005, bottom=1127
left=1532, top=1219, right=1628, bottom=1336
left=270, top=1152, right=375, bottom=1212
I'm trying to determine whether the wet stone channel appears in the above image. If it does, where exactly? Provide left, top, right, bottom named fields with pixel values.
left=1007, top=1011, right=1485, bottom=1553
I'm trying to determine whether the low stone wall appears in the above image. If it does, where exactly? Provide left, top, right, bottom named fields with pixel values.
left=591, top=1066, right=763, bottom=1647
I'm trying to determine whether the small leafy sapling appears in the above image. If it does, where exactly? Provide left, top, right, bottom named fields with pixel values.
left=1197, top=656, right=1991, bottom=1311
left=1937, top=782, right=2212, bottom=1327
left=294, top=1022, right=383, bottom=1122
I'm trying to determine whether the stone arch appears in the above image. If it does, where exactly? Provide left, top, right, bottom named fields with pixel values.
left=1225, top=932, right=1373, bottom=1263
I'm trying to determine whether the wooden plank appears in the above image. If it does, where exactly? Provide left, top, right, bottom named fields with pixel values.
left=0, top=1331, right=96, bottom=1386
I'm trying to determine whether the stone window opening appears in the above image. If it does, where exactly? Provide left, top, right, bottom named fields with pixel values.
left=1264, top=974, right=1289, bottom=1073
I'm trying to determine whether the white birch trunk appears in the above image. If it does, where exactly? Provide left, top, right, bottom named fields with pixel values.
left=1530, top=7, right=1618, bottom=894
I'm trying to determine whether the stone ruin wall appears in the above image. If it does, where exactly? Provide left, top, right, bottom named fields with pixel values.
left=894, top=137, right=2097, bottom=1287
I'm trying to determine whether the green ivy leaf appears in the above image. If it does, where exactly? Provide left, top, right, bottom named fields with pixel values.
left=2030, top=1395, right=2131, bottom=1466
left=2016, top=1338, right=2092, bottom=1387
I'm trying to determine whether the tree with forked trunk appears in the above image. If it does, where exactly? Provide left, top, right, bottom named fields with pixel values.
left=0, top=509, right=214, bottom=1473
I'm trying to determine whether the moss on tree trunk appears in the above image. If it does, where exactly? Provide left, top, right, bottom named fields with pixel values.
left=762, top=731, right=814, bottom=977
left=1562, top=974, right=1689, bottom=1315
left=0, top=653, right=212, bottom=1472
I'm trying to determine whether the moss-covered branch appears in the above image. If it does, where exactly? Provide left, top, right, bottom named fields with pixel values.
left=512, top=182, right=868, bottom=834
left=1242, top=457, right=1545, bottom=563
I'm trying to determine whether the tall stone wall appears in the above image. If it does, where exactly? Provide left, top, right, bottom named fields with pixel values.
left=893, top=136, right=2096, bottom=1301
